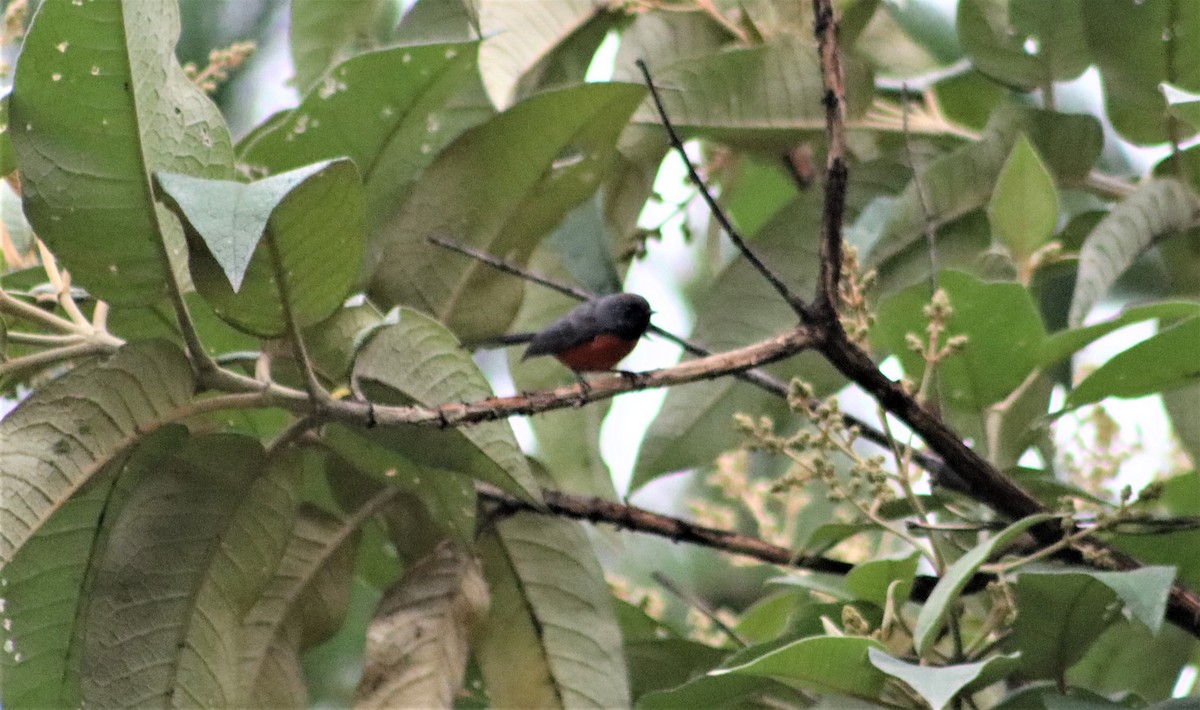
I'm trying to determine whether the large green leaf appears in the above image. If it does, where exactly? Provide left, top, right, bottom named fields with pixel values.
left=367, top=82, right=645, bottom=340
left=1084, top=0, right=1200, bottom=145
left=0, top=426, right=180, bottom=709
left=866, top=106, right=1101, bottom=273
left=239, top=42, right=490, bottom=232
left=0, top=340, right=194, bottom=565
left=78, top=433, right=291, bottom=707
left=351, top=307, right=539, bottom=501
left=957, top=0, right=1088, bottom=90
left=1067, top=316, right=1200, bottom=407
left=354, top=543, right=488, bottom=708
left=289, top=0, right=388, bottom=92
left=1068, top=179, right=1200, bottom=326
left=477, top=0, right=599, bottom=108
left=240, top=504, right=364, bottom=704
left=476, top=513, right=629, bottom=708
left=1002, top=572, right=1122, bottom=679
left=1039, top=301, right=1200, bottom=368
left=157, top=159, right=365, bottom=336
left=989, top=133, right=1059, bottom=268
left=631, top=37, right=874, bottom=148
left=9, top=0, right=234, bottom=304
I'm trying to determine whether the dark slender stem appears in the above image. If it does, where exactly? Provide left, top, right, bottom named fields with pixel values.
left=265, top=228, right=330, bottom=409
left=477, top=484, right=980, bottom=602
left=634, top=59, right=808, bottom=317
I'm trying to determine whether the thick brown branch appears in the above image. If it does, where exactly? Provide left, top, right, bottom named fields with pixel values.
left=810, top=0, right=850, bottom=321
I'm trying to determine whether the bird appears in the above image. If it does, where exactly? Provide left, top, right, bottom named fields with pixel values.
left=480, top=293, right=653, bottom=374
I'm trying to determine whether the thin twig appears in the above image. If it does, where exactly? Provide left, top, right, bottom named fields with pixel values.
left=634, top=59, right=808, bottom=317
left=652, top=571, right=749, bottom=647
left=0, top=341, right=111, bottom=377
left=902, top=84, right=940, bottom=293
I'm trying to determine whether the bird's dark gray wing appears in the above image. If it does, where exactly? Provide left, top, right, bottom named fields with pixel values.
left=521, top=300, right=601, bottom=359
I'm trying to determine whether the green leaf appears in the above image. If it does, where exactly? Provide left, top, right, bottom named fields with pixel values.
left=351, top=308, right=539, bottom=501
left=914, top=513, right=1058, bottom=655
left=1087, top=567, right=1176, bottom=634
left=238, top=42, right=490, bottom=232
left=289, top=0, right=387, bottom=92
left=322, top=425, right=478, bottom=546
left=868, top=648, right=1021, bottom=710
left=0, top=89, right=14, bottom=177
left=872, top=270, right=1047, bottom=411
left=477, top=0, right=599, bottom=108
left=1084, top=0, right=1200, bottom=145
left=1003, top=571, right=1122, bottom=679
left=1067, top=316, right=1200, bottom=407
left=1039, top=301, right=1200, bottom=368
left=9, top=0, right=234, bottom=304
left=367, top=82, right=645, bottom=341
left=846, top=552, right=920, bottom=608
left=395, top=0, right=479, bottom=44
left=0, top=340, right=194, bottom=565
left=159, top=159, right=366, bottom=336
left=476, top=513, right=630, bottom=708
left=631, top=37, right=874, bottom=149
left=157, top=161, right=335, bottom=291
left=612, top=9, right=731, bottom=84
left=0, top=426, right=181, bottom=709
left=637, top=670, right=808, bottom=709
left=713, top=636, right=889, bottom=701
left=240, top=504, right=364, bottom=703
left=354, top=543, right=488, bottom=708
left=957, top=0, right=1088, bottom=90
left=1066, top=622, right=1195, bottom=702
left=989, top=133, right=1059, bottom=266
left=1068, top=179, right=1200, bottom=326
left=866, top=106, right=1101, bottom=272
left=79, top=433, right=283, bottom=707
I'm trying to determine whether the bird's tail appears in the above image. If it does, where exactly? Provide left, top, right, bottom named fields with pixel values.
left=462, top=332, right=536, bottom=350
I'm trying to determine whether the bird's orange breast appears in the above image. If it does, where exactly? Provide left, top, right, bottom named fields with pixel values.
left=554, top=333, right=638, bottom=372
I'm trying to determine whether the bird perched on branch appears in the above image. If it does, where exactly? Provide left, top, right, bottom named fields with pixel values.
left=479, top=293, right=653, bottom=374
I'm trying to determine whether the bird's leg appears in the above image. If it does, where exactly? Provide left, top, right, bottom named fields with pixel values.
left=572, top=371, right=591, bottom=407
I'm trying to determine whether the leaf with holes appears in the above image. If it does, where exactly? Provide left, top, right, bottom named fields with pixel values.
left=9, top=0, right=234, bottom=304
left=239, top=42, right=490, bottom=233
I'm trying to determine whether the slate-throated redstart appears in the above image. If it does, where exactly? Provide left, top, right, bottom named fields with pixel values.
left=484, top=293, right=653, bottom=373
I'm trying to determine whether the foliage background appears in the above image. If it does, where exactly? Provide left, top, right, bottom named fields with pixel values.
left=2, top=0, right=1200, bottom=708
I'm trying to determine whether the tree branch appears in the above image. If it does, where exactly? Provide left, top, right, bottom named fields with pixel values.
left=477, top=484, right=980, bottom=602
left=809, top=0, right=851, bottom=321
